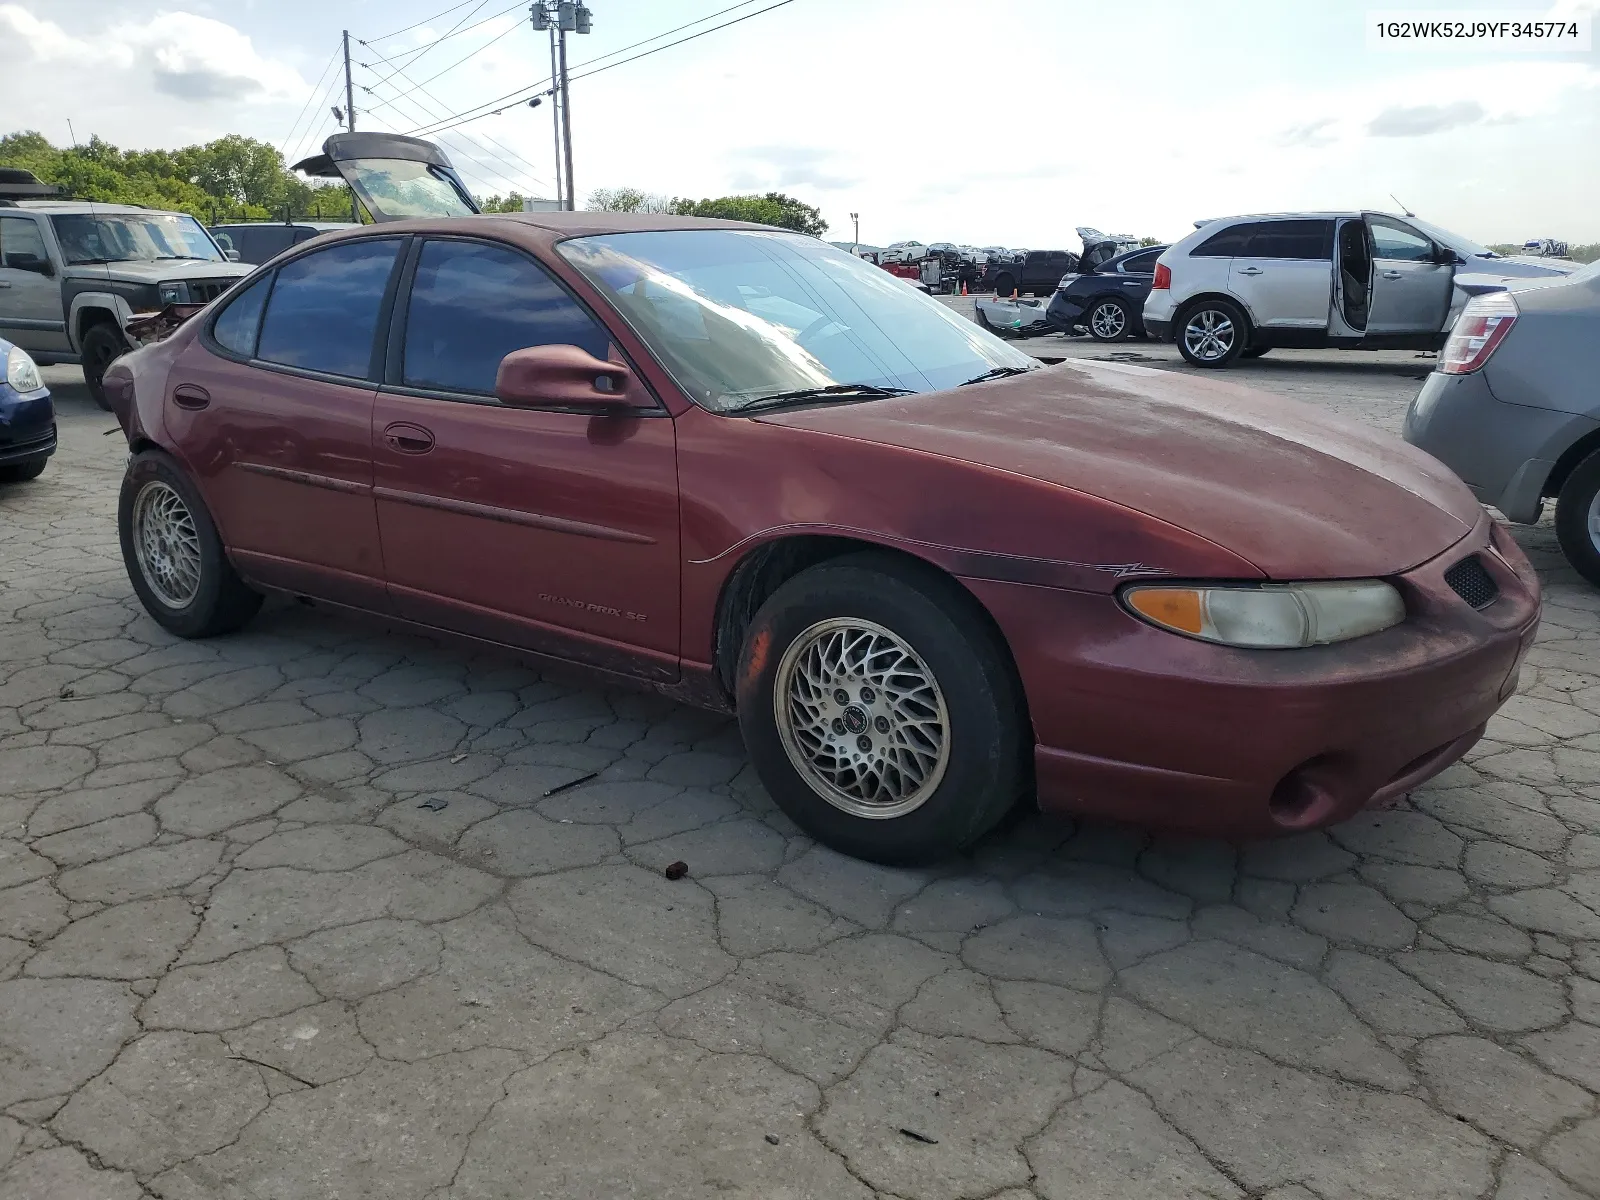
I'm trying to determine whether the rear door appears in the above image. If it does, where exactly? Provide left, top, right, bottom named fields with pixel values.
left=1364, top=215, right=1454, bottom=334
left=0, top=214, right=70, bottom=355
left=1226, top=219, right=1334, bottom=328
left=168, top=236, right=403, bottom=609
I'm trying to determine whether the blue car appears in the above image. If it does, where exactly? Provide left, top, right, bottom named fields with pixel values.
left=0, top=337, right=54, bottom=483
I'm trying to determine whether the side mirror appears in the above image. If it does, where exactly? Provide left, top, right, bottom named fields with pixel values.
left=494, top=344, right=648, bottom=412
left=7, top=253, right=53, bottom=277
left=223, top=249, right=241, bottom=262
left=1434, top=245, right=1462, bottom=266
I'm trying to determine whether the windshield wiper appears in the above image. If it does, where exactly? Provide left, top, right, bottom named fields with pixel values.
left=729, top=383, right=916, bottom=414
left=67, top=257, right=113, bottom=265
left=959, top=365, right=1037, bottom=386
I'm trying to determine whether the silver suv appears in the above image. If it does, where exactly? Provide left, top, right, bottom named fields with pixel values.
left=0, top=179, right=248, bottom=408
left=1142, top=211, right=1575, bottom=368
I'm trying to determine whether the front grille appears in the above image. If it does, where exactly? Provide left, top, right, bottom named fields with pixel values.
left=186, top=279, right=235, bottom=303
left=1444, top=555, right=1499, bottom=609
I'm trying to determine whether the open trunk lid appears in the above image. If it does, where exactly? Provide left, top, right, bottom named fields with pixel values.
left=292, top=132, right=480, bottom=223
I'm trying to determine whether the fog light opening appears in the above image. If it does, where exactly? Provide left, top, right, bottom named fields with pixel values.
left=1268, top=756, right=1346, bottom=830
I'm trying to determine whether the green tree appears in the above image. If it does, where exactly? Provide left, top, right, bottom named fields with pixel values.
left=587, top=186, right=670, bottom=213
left=669, top=191, right=827, bottom=235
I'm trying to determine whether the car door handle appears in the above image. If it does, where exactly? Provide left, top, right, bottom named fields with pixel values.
left=1381, top=269, right=1404, bottom=280
left=171, top=384, right=210, bottom=410
left=383, top=422, right=435, bottom=454
left=1236, top=266, right=1264, bottom=275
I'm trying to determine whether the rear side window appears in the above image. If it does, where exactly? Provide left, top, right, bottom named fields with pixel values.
left=210, top=274, right=271, bottom=358
left=401, top=239, right=611, bottom=396
left=1120, top=249, right=1162, bottom=273
left=256, top=238, right=402, bottom=379
left=1244, top=219, right=1334, bottom=260
left=1191, top=224, right=1252, bottom=257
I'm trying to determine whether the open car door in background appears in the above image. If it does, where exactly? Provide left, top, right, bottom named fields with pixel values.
left=293, top=133, right=481, bottom=222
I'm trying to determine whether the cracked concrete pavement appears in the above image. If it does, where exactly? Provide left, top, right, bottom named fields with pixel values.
left=2, top=349, right=1598, bottom=1199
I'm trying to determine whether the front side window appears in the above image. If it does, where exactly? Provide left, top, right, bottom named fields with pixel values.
left=210, top=274, right=271, bottom=358
left=49, top=213, right=222, bottom=265
left=1245, top=219, right=1334, bottom=260
left=0, top=216, right=50, bottom=270
left=1369, top=219, right=1435, bottom=262
left=559, top=229, right=1034, bottom=412
left=256, top=238, right=402, bottom=379
left=402, top=239, right=611, bottom=395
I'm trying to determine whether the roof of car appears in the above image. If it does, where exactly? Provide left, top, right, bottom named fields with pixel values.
left=13, top=201, right=167, bottom=215
left=1200, top=211, right=1392, bottom=225
left=211, top=221, right=357, bottom=232
left=303, top=211, right=784, bottom=242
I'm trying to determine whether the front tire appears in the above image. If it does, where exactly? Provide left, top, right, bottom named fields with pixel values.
left=118, top=451, right=262, bottom=637
left=0, top=457, right=47, bottom=483
left=81, top=323, right=129, bottom=412
left=1176, top=298, right=1248, bottom=367
left=1555, top=448, right=1600, bottom=588
left=736, top=554, right=1026, bottom=865
left=1087, top=297, right=1131, bottom=342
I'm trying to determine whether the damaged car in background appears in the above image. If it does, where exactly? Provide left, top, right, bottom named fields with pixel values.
left=99, top=133, right=1541, bottom=867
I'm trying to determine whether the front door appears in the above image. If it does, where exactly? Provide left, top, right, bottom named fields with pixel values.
left=1226, top=218, right=1335, bottom=329
left=1365, top=216, right=1454, bottom=335
left=166, top=236, right=404, bottom=609
left=372, top=236, right=680, bottom=681
left=0, top=215, right=69, bottom=355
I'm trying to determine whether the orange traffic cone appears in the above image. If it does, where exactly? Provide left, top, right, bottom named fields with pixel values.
left=960, top=281, right=967, bottom=296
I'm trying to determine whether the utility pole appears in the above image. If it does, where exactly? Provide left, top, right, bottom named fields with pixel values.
left=342, top=31, right=356, bottom=131
left=850, top=212, right=860, bottom=250
left=531, top=3, right=592, bottom=211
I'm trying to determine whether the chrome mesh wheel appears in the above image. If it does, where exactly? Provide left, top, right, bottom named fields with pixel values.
left=1588, top=489, right=1600, bottom=556
left=1090, top=301, right=1127, bottom=339
left=772, top=617, right=950, bottom=819
left=1183, top=307, right=1236, bottom=361
left=132, top=482, right=201, bottom=609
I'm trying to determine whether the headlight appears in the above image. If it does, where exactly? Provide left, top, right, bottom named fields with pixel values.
left=158, top=281, right=191, bottom=305
left=5, top=346, right=43, bottom=393
left=1122, top=580, right=1405, bottom=648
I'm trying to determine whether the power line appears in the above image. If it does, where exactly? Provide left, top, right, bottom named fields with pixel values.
left=567, top=0, right=795, bottom=83
left=360, top=0, right=526, bottom=90
left=368, top=0, right=494, bottom=92
left=364, top=19, right=523, bottom=108
left=356, top=60, right=552, bottom=193
left=365, top=0, right=480, bottom=44
left=355, top=51, right=553, bottom=186
left=404, top=0, right=790, bottom=138
left=286, top=69, right=351, bottom=167
left=278, top=43, right=342, bottom=157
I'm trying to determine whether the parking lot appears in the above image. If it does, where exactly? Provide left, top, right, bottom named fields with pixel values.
left=2, top=350, right=1598, bottom=1200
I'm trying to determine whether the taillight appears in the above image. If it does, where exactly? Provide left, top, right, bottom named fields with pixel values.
left=1151, top=263, right=1171, bottom=290
left=1440, top=291, right=1517, bottom=374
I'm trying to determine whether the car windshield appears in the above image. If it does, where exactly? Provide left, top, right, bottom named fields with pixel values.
left=1406, top=217, right=1498, bottom=259
left=49, top=213, right=222, bottom=265
left=558, top=229, right=1035, bottom=412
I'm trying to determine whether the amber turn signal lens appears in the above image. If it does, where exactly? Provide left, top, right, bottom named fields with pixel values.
left=1125, top=587, right=1204, bottom=634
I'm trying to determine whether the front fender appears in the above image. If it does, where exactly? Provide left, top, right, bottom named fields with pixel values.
left=66, top=291, right=138, bottom=351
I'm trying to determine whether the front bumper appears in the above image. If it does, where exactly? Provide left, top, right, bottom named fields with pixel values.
left=962, top=514, right=1540, bottom=839
left=0, top=391, right=55, bottom=466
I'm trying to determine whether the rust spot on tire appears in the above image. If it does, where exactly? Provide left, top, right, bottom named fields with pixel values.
left=744, top=628, right=771, bottom=682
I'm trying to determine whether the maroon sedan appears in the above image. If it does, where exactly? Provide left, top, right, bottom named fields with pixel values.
left=104, top=139, right=1539, bottom=864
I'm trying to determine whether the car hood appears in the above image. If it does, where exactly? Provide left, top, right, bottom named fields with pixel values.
left=756, top=360, right=1481, bottom=579
left=66, top=260, right=248, bottom=284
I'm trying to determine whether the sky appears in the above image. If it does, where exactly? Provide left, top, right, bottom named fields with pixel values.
left=2, top=0, right=1597, bottom=249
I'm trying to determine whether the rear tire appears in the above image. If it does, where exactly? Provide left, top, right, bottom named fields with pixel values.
left=993, top=272, right=1016, bottom=297
left=736, top=554, right=1027, bottom=865
left=118, top=450, right=262, bottom=637
left=1087, top=297, right=1131, bottom=342
left=81, top=323, right=128, bottom=412
left=1176, top=298, right=1248, bottom=368
left=1555, top=448, right=1600, bottom=588
left=0, top=457, right=47, bottom=483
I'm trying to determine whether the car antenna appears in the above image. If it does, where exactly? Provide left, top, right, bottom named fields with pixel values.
left=1389, top=193, right=1415, bottom=217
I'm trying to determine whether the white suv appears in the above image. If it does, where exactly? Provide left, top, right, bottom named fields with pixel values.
left=1142, top=211, right=1575, bottom=367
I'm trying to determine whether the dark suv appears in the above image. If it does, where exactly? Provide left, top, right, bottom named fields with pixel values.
left=209, top=221, right=359, bottom=266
